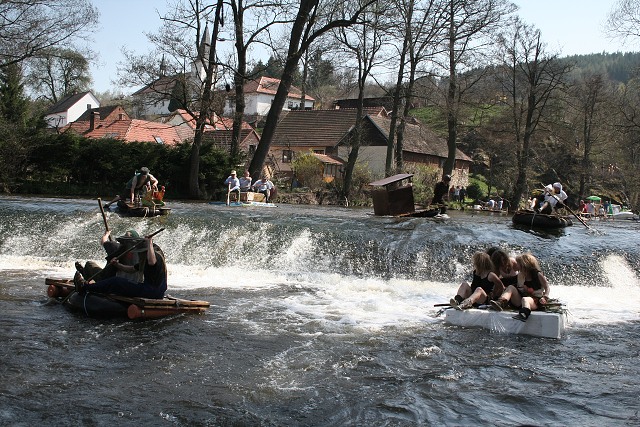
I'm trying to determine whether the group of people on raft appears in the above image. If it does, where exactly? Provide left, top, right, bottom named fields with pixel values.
left=449, top=248, right=550, bottom=322
left=224, top=169, right=276, bottom=203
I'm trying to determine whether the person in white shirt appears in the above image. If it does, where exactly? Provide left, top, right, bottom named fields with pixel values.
left=252, top=176, right=275, bottom=202
left=539, top=182, right=568, bottom=214
left=224, top=170, right=240, bottom=201
left=239, top=170, right=252, bottom=192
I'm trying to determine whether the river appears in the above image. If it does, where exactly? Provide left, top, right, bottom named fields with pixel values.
left=0, top=195, right=638, bottom=426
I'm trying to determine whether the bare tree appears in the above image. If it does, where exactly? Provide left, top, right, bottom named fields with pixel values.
left=606, top=0, right=640, bottom=43
left=227, top=0, right=288, bottom=160
left=0, top=0, right=99, bottom=69
left=569, top=74, right=609, bottom=199
left=247, top=0, right=378, bottom=180
left=334, top=1, right=387, bottom=198
left=26, top=48, right=92, bottom=103
left=497, top=19, right=570, bottom=209
left=386, top=0, right=448, bottom=174
left=436, top=0, right=513, bottom=178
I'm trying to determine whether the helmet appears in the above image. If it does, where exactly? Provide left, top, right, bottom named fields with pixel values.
left=444, top=174, right=451, bottom=181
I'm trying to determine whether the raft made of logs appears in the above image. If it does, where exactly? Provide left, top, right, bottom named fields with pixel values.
left=46, top=278, right=209, bottom=320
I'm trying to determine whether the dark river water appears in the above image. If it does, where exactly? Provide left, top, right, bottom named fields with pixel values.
left=0, top=195, right=639, bottom=426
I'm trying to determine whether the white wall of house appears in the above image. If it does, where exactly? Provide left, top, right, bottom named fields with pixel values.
left=45, top=92, right=100, bottom=128
left=225, top=92, right=314, bottom=116
left=135, top=93, right=172, bottom=117
left=337, top=145, right=388, bottom=179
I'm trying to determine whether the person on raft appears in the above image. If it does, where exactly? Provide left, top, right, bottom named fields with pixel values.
left=74, top=235, right=167, bottom=299
left=224, top=170, right=241, bottom=201
left=450, top=251, right=504, bottom=310
left=104, top=167, right=159, bottom=208
left=537, top=182, right=567, bottom=214
left=432, top=174, right=451, bottom=214
left=489, top=253, right=551, bottom=322
left=75, top=229, right=143, bottom=283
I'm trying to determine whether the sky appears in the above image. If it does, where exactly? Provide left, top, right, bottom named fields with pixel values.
left=88, top=0, right=633, bottom=94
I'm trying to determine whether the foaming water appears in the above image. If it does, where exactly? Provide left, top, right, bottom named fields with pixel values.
left=1, top=196, right=639, bottom=425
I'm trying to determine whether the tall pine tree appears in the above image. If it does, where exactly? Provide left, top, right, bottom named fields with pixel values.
left=0, top=63, right=28, bottom=128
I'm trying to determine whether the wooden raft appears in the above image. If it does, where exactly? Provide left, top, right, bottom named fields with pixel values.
left=46, top=278, right=210, bottom=320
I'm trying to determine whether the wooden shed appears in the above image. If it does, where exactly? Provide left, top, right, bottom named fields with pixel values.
left=369, top=173, right=415, bottom=216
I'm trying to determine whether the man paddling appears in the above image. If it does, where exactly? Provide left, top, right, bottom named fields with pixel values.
left=538, top=182, right=567, bottom=214
left=74, top=235, right=167, bottom=299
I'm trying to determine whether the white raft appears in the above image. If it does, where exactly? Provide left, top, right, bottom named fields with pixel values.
left=444, top=307, right=567, bottom=339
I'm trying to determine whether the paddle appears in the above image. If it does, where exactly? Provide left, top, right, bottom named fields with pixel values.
left=61, top=228, right=166, bottom=305
left=539, top=185, right=590, bottom=229
left=97, top=198, right=113, bottom=241
left=226, top=183, right=231, bottom=206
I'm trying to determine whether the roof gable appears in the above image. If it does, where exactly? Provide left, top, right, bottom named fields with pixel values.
left=45, top=91, right=97, bottom=115
left=272, top=109, right=387, bottom=148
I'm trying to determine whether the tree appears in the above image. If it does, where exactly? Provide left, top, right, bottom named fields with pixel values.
left=334, top=1, right=387, bottom=198
left=0, top=0, right=99, bottom=69
left=228, top=0, right=285, bottom=160
left=25, top=48, right=92, bottom=103
left=248, top=0, right=378, bottom=181
left=435, top=0, right=513, bottom=178
left=606, top=0, right=640, bottom=42
left=0, top=63, right=28, bottom=127
left=569, top=74, right=610, bottom=199
left=386, top=0, right=449, bottom=175
left=497, top=19, right=570, bottom=209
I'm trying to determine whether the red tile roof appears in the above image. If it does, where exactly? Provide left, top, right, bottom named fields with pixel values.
left=63, top=114, right=184, bottom=146
left=244, top=76, right=315, bottom=101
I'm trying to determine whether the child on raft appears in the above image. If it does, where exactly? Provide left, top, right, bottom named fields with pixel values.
left=450, top=251, right=504, bottom=310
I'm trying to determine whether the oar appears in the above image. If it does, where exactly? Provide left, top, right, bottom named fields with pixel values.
left=539, top=186, right=590, bottom=229
left=61, top=228, right=166, bottom=305
left=226, top=183, right=231, bottom=206
left=97, top=198, right=113, bottom=241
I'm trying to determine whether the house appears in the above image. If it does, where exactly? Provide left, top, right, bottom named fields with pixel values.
left=44, top=91, right=100, bottom=128
left=163, top=109, right=260, bottom=151
left=268, top=108, right=472, bottom=184
left=131, top=27, right=212, bottom=119
left=62, top=106, right=184, bottom=145
left=223, top=76, right=315, bottom=118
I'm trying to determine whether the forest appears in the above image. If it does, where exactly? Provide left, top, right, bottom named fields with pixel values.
left=1, top=0, right=640, bottom=209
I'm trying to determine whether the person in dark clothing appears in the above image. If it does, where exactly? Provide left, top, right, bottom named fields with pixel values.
left=432, top=174, right=452, bottom=214
left=104, top=167, right=159, bottom=208
left=75, top=229, right=143, bottom=283
left=74, top=236, right=167, bottom=299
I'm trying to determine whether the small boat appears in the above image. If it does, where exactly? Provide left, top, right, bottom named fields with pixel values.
left=512, top=210, right=572, bottom=228
left=611, top=211, right=637, bottom=220
left=443, top=306, right=567, bottom=339
left=46, top=278, right=209, bottom=320
left=116, top=200, right=171, bottom=217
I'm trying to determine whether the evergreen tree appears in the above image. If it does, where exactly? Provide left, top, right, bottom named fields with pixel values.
left=0, top=63, right=28, bottom=127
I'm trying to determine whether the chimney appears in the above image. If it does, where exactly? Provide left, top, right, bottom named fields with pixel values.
left=89, top=111, right=100, bottom=131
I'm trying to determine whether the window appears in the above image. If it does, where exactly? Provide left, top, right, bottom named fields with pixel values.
left=282, top=150, right=293, bottom=163
left=313, top=149, right=324, bottom=154
left=153, top=136, right=164, bottom=144
left=287, top=101, right=294, bottom=109
left=249, top=145, right=256, bottom=156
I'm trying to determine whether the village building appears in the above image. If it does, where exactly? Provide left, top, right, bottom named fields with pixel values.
left=44, top=91, right=100, bottom=129
left=131, top=27, right=212, bottom=119
left=266, top=108, right=471, bottom=186
left=222, top=76, right=315, bottom=120
left=61, top=106, right=183, bottom=145
left=163, top=108, right=260, bottom=151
